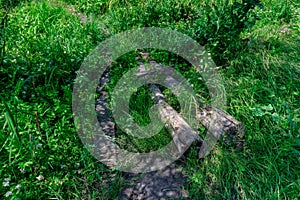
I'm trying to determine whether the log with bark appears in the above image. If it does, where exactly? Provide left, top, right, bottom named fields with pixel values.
left=136, top=52, right=244, bottom=158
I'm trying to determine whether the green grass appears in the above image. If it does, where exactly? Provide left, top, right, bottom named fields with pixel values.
left=185, top=0, right=300, bottom=199
left=1, top=0, right=299, bottom=199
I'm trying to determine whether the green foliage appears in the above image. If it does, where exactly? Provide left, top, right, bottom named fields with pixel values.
left=190, top=0, right=262, bottom=66
left=63, top=0, right=107, bottom=15
left=0, top=1, right=118, bottom=199
left=185, top=1, right=300, bottom=198
left=257, top=0, right=293, bottom=23
left=0, top=0, right=299, bottom=199
left=1, top=0, right=106, bottom=100
left=0, top=0, right=26, bottom=9
left=63, top=0, right=262, bottom=66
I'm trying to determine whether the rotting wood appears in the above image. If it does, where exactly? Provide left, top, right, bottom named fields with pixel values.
left=136, top=52, right=245, bottom=157
left=137, top=59, right=203, bottom=155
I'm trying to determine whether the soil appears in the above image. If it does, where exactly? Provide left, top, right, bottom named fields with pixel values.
left=119, top=163, right=191, bottom=200
left=95, top=69, right=192, bottom=199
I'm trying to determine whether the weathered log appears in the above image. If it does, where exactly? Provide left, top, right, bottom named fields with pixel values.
left=136, top=52, right=245, bottom=157
left=137, top=53, right=244, bottom=135
left=137, top=56, right=203, bottom=155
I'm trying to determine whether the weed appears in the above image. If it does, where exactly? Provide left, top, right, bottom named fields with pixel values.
left=0, top=0, right=299, bottom=199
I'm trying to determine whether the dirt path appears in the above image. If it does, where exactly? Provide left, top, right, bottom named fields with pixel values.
left=119, top=163, right=190, bottom=199
left=95, top=68, right=192, bottom=199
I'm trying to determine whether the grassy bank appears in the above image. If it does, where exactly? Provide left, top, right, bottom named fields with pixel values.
left=0, top=0, right=299, bottom=199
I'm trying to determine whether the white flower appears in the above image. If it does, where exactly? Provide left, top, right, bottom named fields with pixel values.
left=3, top=181, right=9, bottom=187
left=36, top=143, right=42, bottom=148
left=4, top=178, right=10, bottom=182
left=36, top=175, right=44, bottom=181
left=3, top=178, right=10, bottom=187
left=19, top=167, right=25, bottom=174
left=5, top=191, right=12, bottom=197
left=16, top=184, right=21, bottom=189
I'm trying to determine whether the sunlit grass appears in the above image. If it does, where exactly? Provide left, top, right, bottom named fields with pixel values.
left=0, top=0, right=299, bottom=199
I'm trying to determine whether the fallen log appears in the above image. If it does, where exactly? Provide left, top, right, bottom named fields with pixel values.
left=136, top=52, right=244, bottom=158
left=137, top=56, right=202, bottom=156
